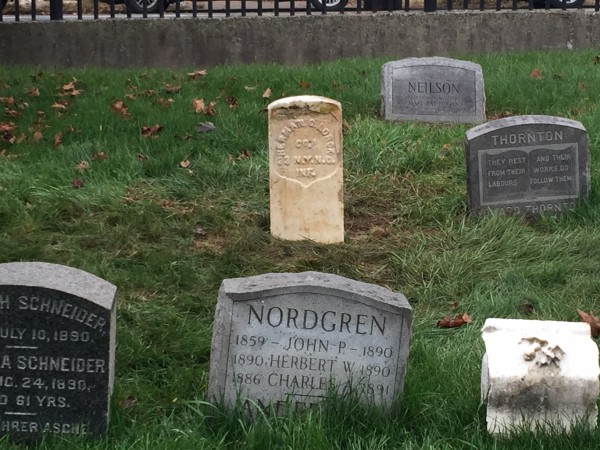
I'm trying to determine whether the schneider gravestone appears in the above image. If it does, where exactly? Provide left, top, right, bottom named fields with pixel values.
left=208, top=272, right=412, bottom=415
left=466, top=115, right=590, bottom=216
left=381, top=57, right=485, bottom=123
left=0, top=262, right=116, bottom=439
left=268, top=96, right=344, bottom=243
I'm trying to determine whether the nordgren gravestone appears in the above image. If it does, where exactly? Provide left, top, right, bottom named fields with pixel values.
left=208, top=272, right=412, bottom=415
left=268, top=96, right=344, bottom=244
left=0, top=262, right=116, bottom=439
left=381, top=57, right=485, bottom=124
left=466, top=115, right=590, bottom=216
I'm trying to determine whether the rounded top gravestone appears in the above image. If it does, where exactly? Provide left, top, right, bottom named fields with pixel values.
left=0, top=262, right=116, bottom=440
left=208, top=272, right=412, bottom=416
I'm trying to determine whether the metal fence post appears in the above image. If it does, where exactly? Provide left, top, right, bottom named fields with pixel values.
left=424, top=0, right=436, bottom=10
left=50, top=0, right=63, bottom=19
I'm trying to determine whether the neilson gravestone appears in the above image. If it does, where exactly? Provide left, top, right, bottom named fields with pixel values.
left=208, top=272, right=412, bottom=415
left=381, top=57, right=485, bottom=124
left=0, top=262, right=116, bottom=439
left=466, top=115, right=590, bottom=216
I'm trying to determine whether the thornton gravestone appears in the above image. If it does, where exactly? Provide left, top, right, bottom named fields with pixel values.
left=466, top=115, right=590, bottom=216
left=268, top=96, right=344, bottom=243
left=481, top=318, right=599, bottom=435
left=0, top=262, right=116, bottom=439
left=381, top=57, right=485, bottom=124
left=208, top=272, right=412, bottom=415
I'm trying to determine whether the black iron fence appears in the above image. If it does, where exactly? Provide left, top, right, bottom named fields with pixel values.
left=1, top=0, right=598, bottom=21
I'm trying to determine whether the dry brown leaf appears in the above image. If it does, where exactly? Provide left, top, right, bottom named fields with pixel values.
left=227, top=96, right=238, bottom=109
left=125, top=93, right=137, bottom=100
left=118, top=395, right=137, bottom=409
left=262, top=88, right=272, bottom=99
left=0, top=96, right=14, bottom=106
left=26, top=87, right=40, bottom=97
left=157, top=98, right=174, bottom=108
left=4, top=109, right=20, bottom=118
left=165, top=84, right=181, bottom=94
left=51, top=102, right=68, bottom=110
left=179, top=159, right=191, bottom=168
left=298, top=80, right=310, bottom=89
left=192, top=98, right=205, bottom=114
left=54, top=132, right=63, bottom=147
left=141, top=89, right=156, bottom=96
left=74, top=160, right=90, bottom=171
left=205, top=101, right=217, bottom=116
left=141, top=124, right=162, bottom=137
left=187, top=69, right=208, bottom=79
left=530, top=68, right=543, bottom=80
left=91, top=151, right=108, bottom=161
left=577, top=309, right=600, bottom=338
left=436, top=313, right=472, bottom=329
left=72, top=177, right=85, bottom=189
left=111, top=99, right=130, bottom=117
left=32, top=130, right=43, bottom=143
left=0, top=122, right=17, bottom=133
left=59, top=79, right=82, bottom=97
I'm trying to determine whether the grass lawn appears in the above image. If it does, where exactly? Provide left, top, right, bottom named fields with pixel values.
left=1, top=50, right=600, bottom=449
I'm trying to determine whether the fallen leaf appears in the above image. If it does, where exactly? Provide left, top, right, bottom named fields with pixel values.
left=195, top=122, right=215, bottom=133
left=165, top=84, right=181, bottom=94
left=262, top=88, right=272, bottom=99
left=437, top=313, right=472, bottom=329
left=117, top=395, right=137, bottom=409
left=0, top=122, right=17, bottom=133
left=180, top=159, right=191, bottom=168
left=4, top=109, right=20, bottom=118
left=74, top=160, right=90, bottom=171
left=244, top=85, right=257, bottom=91
left=206, top=101, right=217, bottom=116
left=236, top=149, right=252, bottom=160
left=187, top=69, right=208, bottom=79
left=0, top=96, right=15, bottom=106
left=32, top=130, right=43, bottom=143
left=519, top=302, right=534, bottom=315
left=91, top=151, right=108, bottom=161
left=125, top=93, right=137, bottom=100
left=0, top=149, right=19, bottom=160
left=157, top=98, right=174, bottom=108
left=51, top=102, right=68, bottom=110
left=111, top=99, right=130, bottom=117
left=530, top=68, right=543, bottom=80
left=141, top=89, right=156, bottom=96
left=26, top=87, right=40, bottom=97
left=59, top=79, right=82, bottom=96
left=577, top=309, right=600, bottom=338
left=227, top=96, right=238, bottom=109
left=72, top=177, right=85, bottom=189
left=54, top=132, right=62, bottom=147
left=192, top=98, right=205, bottom=114
left=298, top=80, right=310, bottom=89
left=141, top=124, right=162, bottom=137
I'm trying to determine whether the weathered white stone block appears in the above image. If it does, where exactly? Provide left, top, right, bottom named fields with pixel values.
left=481, top=318, right=599, bottom=435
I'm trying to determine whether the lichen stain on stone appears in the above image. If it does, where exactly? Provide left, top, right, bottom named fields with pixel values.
left=271, top=102, right=339, bottom=119
left=520, top=337, right=565, bottom=367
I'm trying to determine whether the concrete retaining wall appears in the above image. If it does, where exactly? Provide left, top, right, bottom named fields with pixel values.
left=1, top=11, right=599, bottom=68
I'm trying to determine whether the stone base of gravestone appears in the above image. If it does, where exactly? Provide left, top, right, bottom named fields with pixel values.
left=466, top=115, right=590, bottom=217
left=0, top=262, right=116, bottom=440
left=381, top=57, right=485, bottom=124
left=481, top=318, right=599, bottom=435
left=208, top=272, right=412, bottom=416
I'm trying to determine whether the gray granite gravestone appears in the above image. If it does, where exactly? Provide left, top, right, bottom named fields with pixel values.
left=208, top=272, right=412, bottom=415
left=466, top=115, right=590, bottom=216
left=0, top=262, right=116, bottom=439
left=381, top=57, right=485, bottom=124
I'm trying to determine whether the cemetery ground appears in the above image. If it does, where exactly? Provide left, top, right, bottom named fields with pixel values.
left=1, top=49, right=600, bottom=449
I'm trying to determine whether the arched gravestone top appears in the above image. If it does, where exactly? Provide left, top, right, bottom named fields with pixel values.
left=208, top=272, right=412, bottom=416
left=0, top=262, right=116, bottom=309
left=381, top=57, right=485, bottom=124
left=466, top=115, right=590, bottom=217
left=0, top=262, right=116, bottom=439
